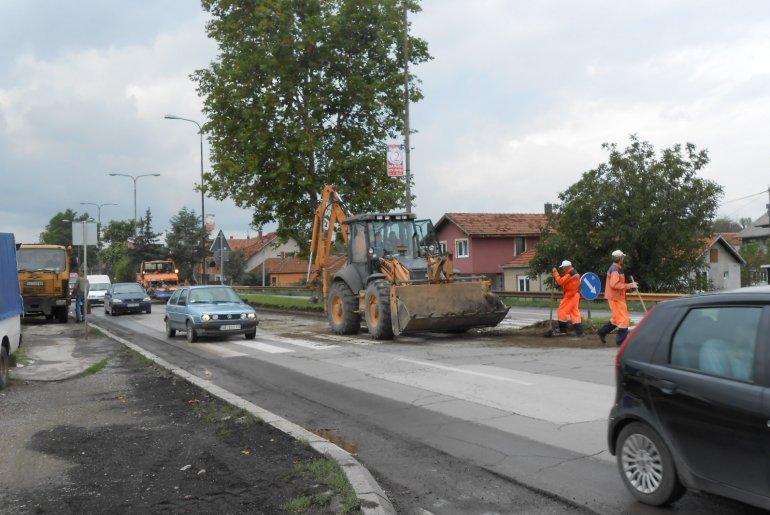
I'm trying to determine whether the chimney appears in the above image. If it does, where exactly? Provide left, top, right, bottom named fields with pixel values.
left=544, top=203, right=553, bottom=215
left=258, top=230, right=263, bottom=239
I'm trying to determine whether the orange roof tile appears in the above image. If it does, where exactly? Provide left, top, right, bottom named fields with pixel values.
left=437, top=213, right=547, bottom=237
left=502, top=248, right=537, bottom=268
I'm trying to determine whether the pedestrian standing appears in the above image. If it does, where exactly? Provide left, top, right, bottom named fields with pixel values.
left=73, top=271, right=90, bottom=323
left=552, top=260, right=584, bottom=336
left=597, top=250, right=637, bottom=346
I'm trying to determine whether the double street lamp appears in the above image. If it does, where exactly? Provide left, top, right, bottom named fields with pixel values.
left=107, top=173, right=160, bottom=227
left=79, top=202, right=117, bottom=238
left=164, top=114, right=207, bottom=284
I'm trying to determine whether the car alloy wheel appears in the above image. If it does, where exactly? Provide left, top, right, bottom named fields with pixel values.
left=616, top=422, right=685, bottom=506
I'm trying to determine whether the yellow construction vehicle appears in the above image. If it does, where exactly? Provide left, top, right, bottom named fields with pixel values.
left=16, top=244, right=72, bottom=323
left=308, top=185, right=509, bottom=339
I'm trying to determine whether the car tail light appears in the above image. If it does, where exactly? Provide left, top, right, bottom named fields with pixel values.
left=615, top=305, right=656, bottom=368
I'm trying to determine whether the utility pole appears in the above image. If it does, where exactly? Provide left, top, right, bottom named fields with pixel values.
left=403, top=0, right=412, bottom=213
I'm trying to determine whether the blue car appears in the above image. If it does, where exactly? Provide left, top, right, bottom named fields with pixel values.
left=165, top=285, right=258, bottom=343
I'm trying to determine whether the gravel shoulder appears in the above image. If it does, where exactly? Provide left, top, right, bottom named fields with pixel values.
left=0, top=322, right=357, bottom=515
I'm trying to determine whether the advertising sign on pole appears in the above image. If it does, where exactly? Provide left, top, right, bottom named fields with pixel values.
left=205, top=214, right=215, bottom=232
left=387, top=144, right=405, bottom=177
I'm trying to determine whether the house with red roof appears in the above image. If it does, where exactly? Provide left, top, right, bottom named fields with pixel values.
left=199, top=231, right=300, bottom=284
left=434, top=213, right=548, bottom=291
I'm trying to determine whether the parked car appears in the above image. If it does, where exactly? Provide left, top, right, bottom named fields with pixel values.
left=104, top=282, right=152, bottom=316
left=164, top=285, right=258, bottom=343
left=608, top=286, right=770, bottom=510
left=86, top=274, right=111, bottom=306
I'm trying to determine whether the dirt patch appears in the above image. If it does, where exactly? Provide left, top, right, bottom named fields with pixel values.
left=0, top=348, right=353, bottom=515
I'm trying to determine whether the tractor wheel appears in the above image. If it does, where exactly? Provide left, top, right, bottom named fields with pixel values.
left=327, top=281, right=361, bottom=335
left=364, top=280, right=394, bottom=340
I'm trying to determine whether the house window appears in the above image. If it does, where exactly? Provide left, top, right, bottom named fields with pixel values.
left=455, top=239, right=469, bottom=258
left=710, top=249, right=718, bottom=263
left=439, top=241, right=447, bottom=255
left=517, top=275, right=530, bottom=292
left=514, top=237, right=526, bottom=256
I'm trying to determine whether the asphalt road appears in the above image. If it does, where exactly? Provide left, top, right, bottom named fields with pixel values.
left=86, top=303, right=763, bottom=515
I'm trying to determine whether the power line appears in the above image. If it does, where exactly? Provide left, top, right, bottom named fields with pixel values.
left=720, top=190, right=766, bottom=206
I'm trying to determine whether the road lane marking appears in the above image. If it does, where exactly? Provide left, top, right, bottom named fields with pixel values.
left=191, top=344, right=247, bottom=358
left=397, top=358, right=535, bottom=386
left=233, top=341, right=295, bottom=354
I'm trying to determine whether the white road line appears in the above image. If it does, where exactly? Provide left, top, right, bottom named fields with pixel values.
left=191, top=344, right=248, bottom=358
left=264, top=335, right=339, bottom=350
left=397, top=357, right=535, bottom=386
left=232, top=341, right=295, bottom=354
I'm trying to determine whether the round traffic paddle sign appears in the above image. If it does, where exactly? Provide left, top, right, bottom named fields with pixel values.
left=580, top=272, right=601, bottom=301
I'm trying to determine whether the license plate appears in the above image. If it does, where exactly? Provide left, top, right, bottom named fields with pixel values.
left=26, top=281, right=43, bottom=286
left=220, top=324, right=241, bottom=330
left=127, top=303, right=139, bottom=307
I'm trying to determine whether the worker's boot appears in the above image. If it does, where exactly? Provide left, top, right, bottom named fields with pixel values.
left=558, top=321, right=568, bottom=334
left=573, top=323, right=585, bottom=337
left=616, top=328, right=629, bottom=346
left=596, top=322, right=616, bottom=344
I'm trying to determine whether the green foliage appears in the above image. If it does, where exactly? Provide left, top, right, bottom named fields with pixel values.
left=739, top=240, right=769, bottom=286
left=291, top=457, right=360, bottom=514
left=39, top=209, right=83, bottom=245
left=166, top=206, right=208, bottom=283
left=112, top=254, right=136, bottom=282
left=530, top=136, right=723, bottom=293
left=193, top=0, right=432, bottom=251
left=712, top=217, right=742, bottom=233
left=130, top=208, right=166, bottom=264
left=223, top=248, right=247, bottom=284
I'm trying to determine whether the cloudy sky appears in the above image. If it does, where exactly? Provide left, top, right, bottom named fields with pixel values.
left=2, top=1, right=770, bottom=245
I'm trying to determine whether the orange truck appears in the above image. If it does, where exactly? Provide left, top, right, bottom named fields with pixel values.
left=136, top=259, right=179, bottom=300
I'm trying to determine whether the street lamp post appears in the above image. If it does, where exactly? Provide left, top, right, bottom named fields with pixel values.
left=80, top=202, right=117, bottom=273
left=107, top=173, right=160, bottom=228
left=164, top=114, right=207, bottom=284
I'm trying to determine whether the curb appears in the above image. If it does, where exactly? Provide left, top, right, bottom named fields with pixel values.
left=92, top=323, right=396, bottom=515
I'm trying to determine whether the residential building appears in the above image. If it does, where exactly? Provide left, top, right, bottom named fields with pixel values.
left=434, top=213, right=547, bottom=291
left=696, top=235, right=745, bottom=290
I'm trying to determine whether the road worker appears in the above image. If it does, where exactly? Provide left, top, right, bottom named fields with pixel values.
left=597, top=250, right=638, bottom=346
left=552, top=260, right=584, bottom=336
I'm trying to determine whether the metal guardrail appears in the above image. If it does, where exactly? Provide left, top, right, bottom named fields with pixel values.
left=232, top=285, right=686, bottom=303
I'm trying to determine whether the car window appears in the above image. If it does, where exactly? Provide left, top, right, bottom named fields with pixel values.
left=670, top=306, right=760, bottom=382
left=177, top=289, right=188, bottom=306
left=168, top=289, right=181, bottom=305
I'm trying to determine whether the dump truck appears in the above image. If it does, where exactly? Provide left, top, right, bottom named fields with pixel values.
left=16, top=243, right=72, bottom=323
left=0, top=233, right=23, bottom=388
left=307, top=185, right=509, bottom=339
left=137, top=259, right=180, bottom=300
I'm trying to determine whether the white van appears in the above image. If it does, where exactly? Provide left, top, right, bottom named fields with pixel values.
left=87, top=275, right=111, bottom=305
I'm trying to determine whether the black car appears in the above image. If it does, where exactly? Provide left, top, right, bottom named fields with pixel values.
left=608, top=286, right=770, bottom=509
left=104, top=282, right=152, bottom=316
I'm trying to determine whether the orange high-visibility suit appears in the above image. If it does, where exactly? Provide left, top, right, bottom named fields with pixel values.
left=553, top=266, right=582, bottom=324
left=605, top=263, right=631, bottom=329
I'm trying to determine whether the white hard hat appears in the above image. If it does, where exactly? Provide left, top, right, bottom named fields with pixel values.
left=559, top=260, right=572, bottom=268
left=611, top=250, right=626, bottom=259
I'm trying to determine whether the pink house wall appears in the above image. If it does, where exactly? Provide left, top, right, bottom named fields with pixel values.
left=437, top=224, right=514, bottom=275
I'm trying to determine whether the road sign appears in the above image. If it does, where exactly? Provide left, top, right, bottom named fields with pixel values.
left=209, top=230, right=231, bottom=253
left=580, top=272, right=601, bottom=301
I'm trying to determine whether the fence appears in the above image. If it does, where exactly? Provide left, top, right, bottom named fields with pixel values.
left=232, top=285, right=685, bottom=303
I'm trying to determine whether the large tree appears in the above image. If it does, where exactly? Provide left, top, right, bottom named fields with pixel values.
left=530, top=136, right=723, bottom=293
left=130, top=208, right=165, bottom=265
left=193, top=0, right=431, bottom=250
left=166, top=206, right=208, bottom=283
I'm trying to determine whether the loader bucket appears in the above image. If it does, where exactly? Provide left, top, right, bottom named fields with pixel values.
left=390, top=280, right=510, bottom=336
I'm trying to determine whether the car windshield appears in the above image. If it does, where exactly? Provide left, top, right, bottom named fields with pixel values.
left=113, top=284, right=145, bottom=294
left=90, top=283, right=110, bottom=291
left=188, top=287, right=243, bottom=304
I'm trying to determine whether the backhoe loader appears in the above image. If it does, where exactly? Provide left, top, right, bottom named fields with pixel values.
left=308, top=185, right=509, bottom=340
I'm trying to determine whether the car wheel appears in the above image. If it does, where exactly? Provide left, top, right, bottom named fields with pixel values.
left=617, top=422, right=685, bottom=506
left=0, top=346, right=9, bottom=390
left=244, top=330, right=256, bottom=340
left=165, top=319, right=176, bottom=338
left=146, top=306, right=152, bottom=314
left=186, top=320, right=198, bottom=343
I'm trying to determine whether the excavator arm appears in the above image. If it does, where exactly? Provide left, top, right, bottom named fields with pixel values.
left=307, top=185, right=351, bottom=287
